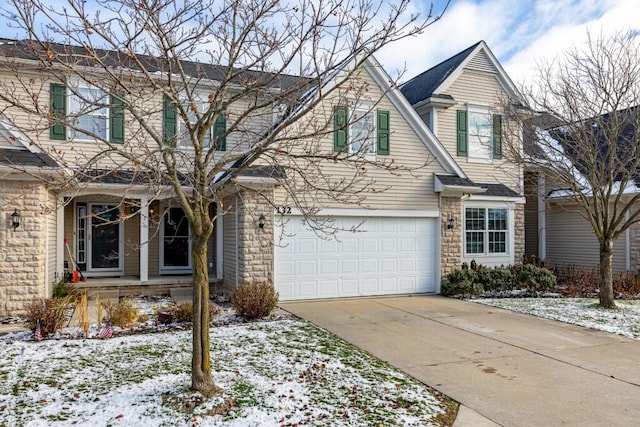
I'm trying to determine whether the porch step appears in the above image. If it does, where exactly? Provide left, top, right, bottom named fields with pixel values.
left=84, top=289, right=119, bottom=304
left=170, top=287, right=193, bottom=304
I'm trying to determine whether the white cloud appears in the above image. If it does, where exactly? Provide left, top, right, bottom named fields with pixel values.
left=377, top=0, right=640, bottom=87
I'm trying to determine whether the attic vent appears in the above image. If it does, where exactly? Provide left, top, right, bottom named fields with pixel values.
left=466, top=50, right=494, bottom=73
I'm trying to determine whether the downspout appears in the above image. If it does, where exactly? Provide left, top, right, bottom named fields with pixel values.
left=537, top=172, right=546, bottom=260
left=625, top=210, right=631, bottom=271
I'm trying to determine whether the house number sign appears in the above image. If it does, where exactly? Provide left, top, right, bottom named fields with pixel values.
left=276, top=206, right=292, bottom=214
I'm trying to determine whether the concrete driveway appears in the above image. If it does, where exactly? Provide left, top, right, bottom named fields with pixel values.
left=281, top=295, right=640, bottom=427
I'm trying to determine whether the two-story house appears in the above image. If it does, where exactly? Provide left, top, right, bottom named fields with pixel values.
left=0, top=39, right=525, bottom=316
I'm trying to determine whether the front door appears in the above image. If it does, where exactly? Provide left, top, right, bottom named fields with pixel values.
left=160, top=207, right=192, bottom=273
left=87, top=204, right=123, bottom=273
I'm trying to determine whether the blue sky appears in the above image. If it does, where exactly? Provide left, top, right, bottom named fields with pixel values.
left=378, top=0, right=640, bottom=85
left=0, top=0, right=638, bottom=86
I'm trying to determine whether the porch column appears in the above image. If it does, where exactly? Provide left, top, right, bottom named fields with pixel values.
left=139, top=197, right=149, bottom=282
left=56, top=196, right=65, bottom=281
left=537, top=172, right=546, bottom=260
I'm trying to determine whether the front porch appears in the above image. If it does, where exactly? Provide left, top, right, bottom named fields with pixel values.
left=72, top=275, right=224, bottom=300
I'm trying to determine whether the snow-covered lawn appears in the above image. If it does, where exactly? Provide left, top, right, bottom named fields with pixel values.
left=0, top=319, right=451, bottom=426
left=476, top=298, right=640, bottom=339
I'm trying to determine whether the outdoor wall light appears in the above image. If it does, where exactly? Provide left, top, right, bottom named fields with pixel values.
left=447, top=217, right=455, bottom=230
left=11, top=209, right=20, bottom=231
left=258, top=213, right=266, bottom=229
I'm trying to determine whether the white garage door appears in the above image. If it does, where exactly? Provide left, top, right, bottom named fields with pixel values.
left=275, top=215, right=437, bottom=300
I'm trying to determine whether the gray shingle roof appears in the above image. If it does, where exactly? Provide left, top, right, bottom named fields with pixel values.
left=478, top=183, right=521, bottom=197
left=0, top=148, right=58, bottom=168
left=400, top=41, right=482, bottom=105
left=0, top=39, right=306, bottom=91
left=435, top=174, right=477, bottom=187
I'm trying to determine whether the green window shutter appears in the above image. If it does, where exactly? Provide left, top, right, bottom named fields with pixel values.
left=456, top=110, right=467, bottom=156
left=110, top=95, right=125, bottom=144
left=493, top=113, right=502, bottom=159
left=377, top=110, right=390, bottom=155
left=163, top=95, right=176, bottom=146
left=50, top=83, right=66, bottom=140
left=213, top=104, right=226, bottom=151
left=334, top=105, right=348, bottom=152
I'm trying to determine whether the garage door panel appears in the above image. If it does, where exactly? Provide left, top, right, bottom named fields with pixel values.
left=275, top=215, right=436, bottom=300
left=361, top=258, right=378, bottom=273
left=298, top=260, right=317, bottom=275
left=341, top=259, right=358, bottom=274
left=320, top=259, right=338, bottom=274
left=318, top=280, right=338, bottom=297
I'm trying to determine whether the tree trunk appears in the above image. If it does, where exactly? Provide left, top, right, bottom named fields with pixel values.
left=598, top=238, right=616, bottom=309
left=190, top=234, right=218, bottom=394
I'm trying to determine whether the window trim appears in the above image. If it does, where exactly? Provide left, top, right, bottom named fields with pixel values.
left=456, top=105, right=502, bottom=162
left=67, top=82, right=110, bottom=142
left=333, top=103, right=390, bottom=158
left=348, top=102, right=377, bottom=157
left=175, top=94, right=226, bottom=151
left=462, top=204, right=512, bottom=260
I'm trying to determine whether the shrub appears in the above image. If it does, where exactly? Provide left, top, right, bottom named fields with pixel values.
left=52, top=278, right=78, bottom=299
left=232, top=281, right=279, bottom=320
left=476, top=266, right=514, bottom=292
left=173, top=301, right=222, bottom=323
left=102, top=298, right=139, bottom=328
left=25, top=296, right=73, bottom=337
left=515, top=264, right=556, bottom=293
left=441, top=268, right=481, bottom=297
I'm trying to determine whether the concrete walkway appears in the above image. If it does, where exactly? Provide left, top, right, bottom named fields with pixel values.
left=282, top=295, right=640, bottom=427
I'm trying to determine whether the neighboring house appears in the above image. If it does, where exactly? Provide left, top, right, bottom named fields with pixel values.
left=524, top=109, right=639, bottom=272
left=400, top=41, right=526, bottom=272
left=0, top=39, right=526, bottom=316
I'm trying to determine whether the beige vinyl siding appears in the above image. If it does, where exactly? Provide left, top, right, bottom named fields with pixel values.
left=222, top=195, right=237, bottom=290
left=0, top=68, right=260, bottom=176
left=546, top=205, right=626, bottom=272
left=524, top=171, right=539, bottom=257
left=123, top=215, right=140, bottom=276
left=46, top=191, right=58, bottom=294
left=148, top=200, right=160, bottom=276
left=466, top=50, right=495, bottom=73
left=437, top=68, right=520, bottom=191
left=63, top=204, right=74, bottom=270
left=273, top=67, right=446, bottom=210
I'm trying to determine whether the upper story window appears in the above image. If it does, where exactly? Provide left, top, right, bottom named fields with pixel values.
left=464, top=207, right=508, bottom=255
left=69, top=86, right=108, bottom=140
left=333, top=104, right=389, bottom=156
left=456, top=106, right=502, bottom=161
left=49, top=83, right=124, bottom=144
left=162, top=95, right=226, bottom=151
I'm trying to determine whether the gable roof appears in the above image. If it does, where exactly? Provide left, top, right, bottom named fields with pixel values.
left=400, top=41, right=521, bottom=107
left=400, top=42, right=481, bottom=105
left=0, top=148, right=58, bottom=168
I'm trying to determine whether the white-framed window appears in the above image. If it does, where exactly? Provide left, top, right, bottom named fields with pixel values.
left=349, top=104, right=376, bottom=155
left=69, top=85, right=109, bottom=140
left=334, top=105, right=389, bottom=156
left=464, top=207, right=508, bottom=255
left=468, top=106, right=492, bottom=160
left=177, top=96, right=226, bottom=150
left=456, top=105, right=502, bottom=161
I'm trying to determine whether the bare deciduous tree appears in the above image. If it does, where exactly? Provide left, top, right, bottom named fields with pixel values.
left=0, top=0, right=447, bottom=393
left=506, top=31, right=640, bottom=309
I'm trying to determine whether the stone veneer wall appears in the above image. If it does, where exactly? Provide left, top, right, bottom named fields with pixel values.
left=440, top=196, right=462, bottom=278
left=222, top=189, right=274, bottom=294
left=514, top=203, right=525, bottom=264
left=0, top=180, right=49, bottom=316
